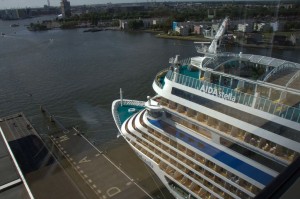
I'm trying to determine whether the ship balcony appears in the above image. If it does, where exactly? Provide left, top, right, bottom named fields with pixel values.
left=167, top=167, right=176, bottom=176
left=170, top=149, right=177, bottom=157
left=159, top=161, right=168, bottom=171
left=175, top=173, right=184, bottom=181
left=157, top=97, right=299, bottom=164
left=158, top=146, right=239, bottom=198
left=143, top=124, right=258, bottom=197
left=153, top=157, right=160, bottom=164
left=195, top=154, right=206, bottom=164
left=177, top=154, right=185, bottom=162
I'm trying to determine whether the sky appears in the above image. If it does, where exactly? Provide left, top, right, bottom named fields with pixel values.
left=0, top=0, right=283, bottom=9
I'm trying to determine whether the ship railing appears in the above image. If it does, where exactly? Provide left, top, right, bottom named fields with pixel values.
left=165, top=71, right=300, bottom=123
left=122, top=100, right=145, bottom=107
left=179, top=58, right=191, bottom=66
left=154, top=69, right=169, bottom=89
left=262, top=62, right=297, bottom=82
left=113, top=101, right=122, bottom=127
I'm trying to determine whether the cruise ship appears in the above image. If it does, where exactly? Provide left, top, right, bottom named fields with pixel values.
left=112, top=18, right=300, bottom=199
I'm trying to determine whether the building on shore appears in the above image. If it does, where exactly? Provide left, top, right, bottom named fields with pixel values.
left=61, top=0, right=71, bottom=18
left=207, top=9, right=216, bottom=19
left=237, top=23, right=253, bottom=33
left=119, top=18, right=166, bottom=30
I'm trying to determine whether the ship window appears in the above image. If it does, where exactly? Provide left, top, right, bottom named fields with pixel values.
left=188, top=137, right=194, bottom=143
left=179, top=133, right=185, bottom=138
left=220, top=137, right=286, bottom=173
left=149, top=111, right=162, bottom=118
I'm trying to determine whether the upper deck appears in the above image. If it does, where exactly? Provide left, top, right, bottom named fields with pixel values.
left=154, top=55, right=300, bottom=124
left=112, top=99, right=145, bottom=132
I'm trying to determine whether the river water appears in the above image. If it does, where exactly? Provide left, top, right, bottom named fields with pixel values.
left=0, top=16, right=299, bottom=148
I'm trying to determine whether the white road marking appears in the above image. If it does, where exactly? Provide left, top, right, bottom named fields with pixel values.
left=126, top=182, right=132, bottom=186
left=79, top=156, right=91, bottom=164
left=59, top=135, right=69, bottom=142
left=106, top=187, right=121, bottom=197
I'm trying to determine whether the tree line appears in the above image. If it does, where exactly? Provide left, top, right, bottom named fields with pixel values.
left=56, top=4, right=300, bottom=31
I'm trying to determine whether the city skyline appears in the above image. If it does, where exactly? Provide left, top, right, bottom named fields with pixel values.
left=0, top=0, right=124, bottom=9
left=0, top=0, right=286, bottom=10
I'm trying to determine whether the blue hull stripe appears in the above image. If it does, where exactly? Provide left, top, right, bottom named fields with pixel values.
left=148, top=119, right=274, bottom=186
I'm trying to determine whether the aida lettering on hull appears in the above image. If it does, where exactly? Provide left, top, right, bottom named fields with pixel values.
left=199, top=85, right=236, bottom=102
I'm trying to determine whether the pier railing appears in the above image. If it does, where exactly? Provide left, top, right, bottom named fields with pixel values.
left=164, top=71, right=300, bottom=123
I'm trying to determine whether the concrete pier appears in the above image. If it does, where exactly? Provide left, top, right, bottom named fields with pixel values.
left=0, top=113, right=85, bottom=199
left=0, top=112, right=171, bottom=199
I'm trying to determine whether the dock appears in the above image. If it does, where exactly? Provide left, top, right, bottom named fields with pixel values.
left=0, top=113, right=85, bottom=199
left=0, top=112, right=169, bottom=199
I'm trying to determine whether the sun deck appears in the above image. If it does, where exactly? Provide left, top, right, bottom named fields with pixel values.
left=117, top=105, right=144, bottom=124
left=112, top=100, right=145, bottom=129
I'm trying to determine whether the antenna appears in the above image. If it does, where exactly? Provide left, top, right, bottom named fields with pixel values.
left=47, top=0, right=50, bottom=7
left=120, top=88, right=123, bottom=106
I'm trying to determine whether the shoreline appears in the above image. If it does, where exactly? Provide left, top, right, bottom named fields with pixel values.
left=155, top=33, right=212, bottom=42
left=155, top=33, right=299, bottom=50
left=6, top=22, right=300, bottom=50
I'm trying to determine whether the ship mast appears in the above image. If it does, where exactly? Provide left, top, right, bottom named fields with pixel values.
left=120, top=88, right=123, bottom=106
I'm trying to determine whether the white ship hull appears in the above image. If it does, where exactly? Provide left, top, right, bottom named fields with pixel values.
left=112, top=17, right=300, bottom=199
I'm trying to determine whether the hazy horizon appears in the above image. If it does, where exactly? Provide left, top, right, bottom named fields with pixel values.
left=0, top=0, right=285, bottom=10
